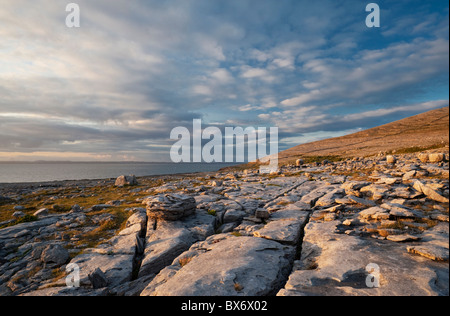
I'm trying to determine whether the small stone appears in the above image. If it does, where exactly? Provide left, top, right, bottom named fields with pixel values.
left=88, top=268, right=109, bottom=289
left=386, top=155, right=397, bottom=164
left=255, top=209, right=270, bottom=220
left=91, top=204, right=114, bottom=212
left=343, top=219, right=357, bottom=226
left=71, top=204, right=82, bottom=212
left=324, top=213, right=337, bottom=222
left=296, top=159, right=304, bottom=167
left=33, top=208, right=49, bottom=217
left=12, top=211, right=25, bottom=219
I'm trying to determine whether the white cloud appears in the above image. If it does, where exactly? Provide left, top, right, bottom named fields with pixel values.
left=0, top=0, right=447, bottom=161
left=211, top=68, right=234, bottom=84
left=281, top=90, right=322, bottom=107
left=240, top=66, right=277, bottom=83
left=192, top=85, right=213, bottom=96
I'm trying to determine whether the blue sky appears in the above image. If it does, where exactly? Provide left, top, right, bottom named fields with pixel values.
left=0, top=0, right=448, bottom=161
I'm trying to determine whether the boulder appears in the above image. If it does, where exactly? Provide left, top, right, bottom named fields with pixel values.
left=41, top=244, right=70, bottom=266
left=88, top=268, right=108, bottom=289
left=255, top=209, right=270, bottom=220
left=115, top=175, right=138, bottom=187
left=417, top=153, right=429, bottom=163
left=429, top=153, right=445, bottom=163
left=146, top=194, right=196, bottom=221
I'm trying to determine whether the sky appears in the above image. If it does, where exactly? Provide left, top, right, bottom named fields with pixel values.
left=0, top=0, right=448, bottom=162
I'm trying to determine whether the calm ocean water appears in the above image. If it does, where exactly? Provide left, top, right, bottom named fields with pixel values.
left=0, top=162, right=238, bottom=184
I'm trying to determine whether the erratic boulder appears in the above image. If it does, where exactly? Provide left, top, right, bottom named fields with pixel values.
left=429, top=153, right=445, bottom=163
left=146, top=194, right=196, bottom=221
left=115, top=175, right=138, bottom=187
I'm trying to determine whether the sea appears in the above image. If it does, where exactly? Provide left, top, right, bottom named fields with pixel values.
left=0, top=162, right=238, bottom=184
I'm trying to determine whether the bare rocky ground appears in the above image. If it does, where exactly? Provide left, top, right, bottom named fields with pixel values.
left=0, top=150, right=448, bottom=296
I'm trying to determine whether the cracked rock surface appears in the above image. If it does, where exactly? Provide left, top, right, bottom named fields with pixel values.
left=0, top=150, right=448, bottom=296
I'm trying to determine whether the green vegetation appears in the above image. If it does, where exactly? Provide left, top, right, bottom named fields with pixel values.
left=0, top=214, right=38, bottom=229
left=386, top=143, right=448, bottom=155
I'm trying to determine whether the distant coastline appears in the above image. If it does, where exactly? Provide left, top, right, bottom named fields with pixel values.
left=0, top=161, right=182, bottom=164
left=0, top=162, right=239, bottom=184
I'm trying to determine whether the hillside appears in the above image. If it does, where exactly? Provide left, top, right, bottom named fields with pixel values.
left=278, top=106, right=449, bottom=165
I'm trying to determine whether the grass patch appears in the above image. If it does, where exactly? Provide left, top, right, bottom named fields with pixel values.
left=0, top=215, right=38, bottom=229
left=234, top=282, right=244, bottom=292
left=75, top=209, right=129, bottom=249
left=387, top=143, right=448, bottom=155
left=179, top=256, right=195, bottom=267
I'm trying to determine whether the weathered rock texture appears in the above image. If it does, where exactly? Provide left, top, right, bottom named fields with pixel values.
left=0, top=147, right=448, bottom=297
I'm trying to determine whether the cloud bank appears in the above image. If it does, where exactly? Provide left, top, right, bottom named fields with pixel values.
left=0, top=0, right=448, bottom=161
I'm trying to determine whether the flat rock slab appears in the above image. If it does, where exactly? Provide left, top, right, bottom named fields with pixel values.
left=359, top=207, right=390, bottom=221
left=141, top=235, right=295, bottom=296
left=407, top=245, right=449, bottom=262
left=69, top=253, right=134, bottom=288
left=138, top=211, right=216, bottom=278
left=254, top=218, right=306, bottom=245
left=387, top=234, right=422, bottom=243
left=407, top=223, right=449, bottom=262
left=381, top=203, right=423, bottom=219
left=139, top=221, right=195, bottom=278
left=278, top=220, right=449, bottom=296
left=413, top=181, right=449, bottom=203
